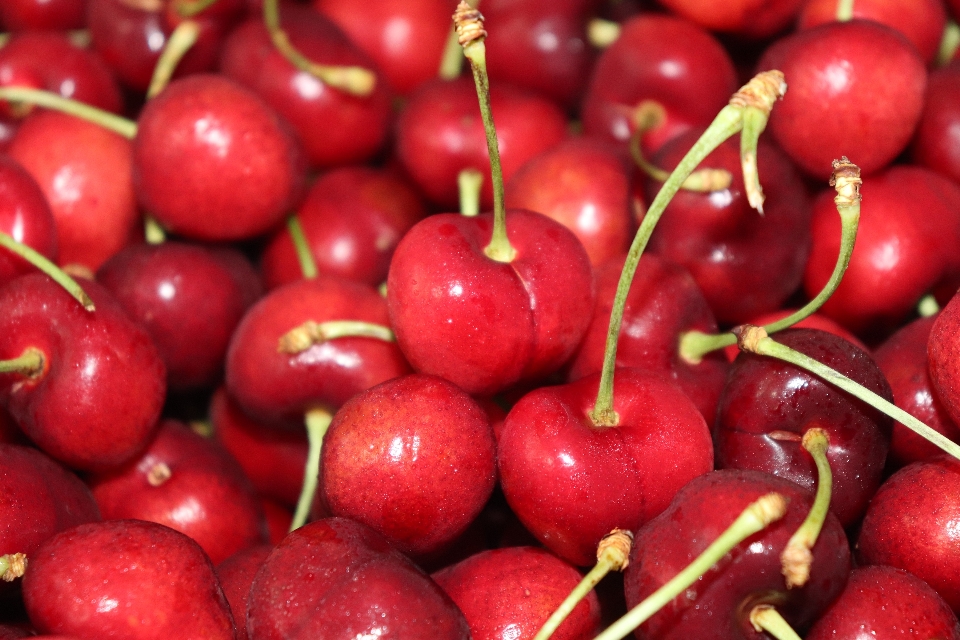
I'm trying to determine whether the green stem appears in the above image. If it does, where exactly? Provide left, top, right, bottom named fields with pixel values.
left=593, top=493, right=787, bottom=640
left=458, top=168, right=483, bottom=217
left=742, top=328, right=960, bottom=462
left=0, top=347, right=44, bottom=376
left=938, top=21, right=960, bottom=67
left=750, top=605, right=803, bottom=640
left=290, top=408, right=334, bottom=531
left=287, top=215, right=318, bottom=279
left=146, top=20, right=200, bottom=99
left=174, top=0, right=220, bottom=17
left=629, top=128, right=732, bottom=193
left=0, top=231, right=95, bottom=311
left=0, top=87, right=136, bottom=139
left=278, top=320, right=395, bottom=354
left=836, top=0, right=855, bottom=21
left=144, top=216, right=167, bottom=244
left=438, top=26, right=465, bottom=80
left=918, top=293, right=941, bottom=318
left=780, top=428, right=832, bottom=589
left=263, top=0, right=376, bottom=96
left=740, top=107, right=769, bottom=213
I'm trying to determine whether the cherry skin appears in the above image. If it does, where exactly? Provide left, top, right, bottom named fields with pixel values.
left=215, top=544, right=273, bottom=640
left=757, top=20, right=927, bottom=178
left=806, top=565, right=960, bottom=640
left=927, top=289, right=960, bottom=430
left=643, top=128, right=812, bottom=325
left=246, top=517, right=470, bottom=640
left=260, top=166, right=426, bottom=290
left=497, top=367, right=714, bottom=566
left=22, top=520, right=235, bottom=639
left=7, top=111, right=138, bottom=271
left=0, top=155, right=57, bottom=286
left=87, top=419, right=269, bottom=565
left=857, top=455, right=960, bottom=613
left=721, top=309, right=867, bottom=362
left=653, top=0, right=805, bottom=38
left=133, top=74, right=308, bottom=242
left=386, top=208, right=594, bottom=397
left=0, top=274, right=166, bottom=472
left=624, top=469, right=851, bottom=640
left=715, top=328, right=893, bottom=528
left=97, top=241, right=262, bottom=391
left=219, top=5, right=394, bottom=170
left=432, top=546, right=602, bottom=640
left=505, top=137, right=633, bottom=267
left=911, top=63, right=960, bottom=185
left=0, top=0, right=86, bottom=31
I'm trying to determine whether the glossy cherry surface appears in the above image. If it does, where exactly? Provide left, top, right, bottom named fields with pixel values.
left=0, top=155, right=57, bottom=286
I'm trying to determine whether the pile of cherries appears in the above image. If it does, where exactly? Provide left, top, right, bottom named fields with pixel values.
left=3, top=0, right=960, bottom=638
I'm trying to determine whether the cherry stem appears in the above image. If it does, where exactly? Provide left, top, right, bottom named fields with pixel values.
left=589, top=70, right=787, bottom=427
left=455, top=1, right=516, bottom=263
left=174, top=0, right=220, bottom=17
left=0, top=87, right=136, bottom=139
left=593, top=493, right=788, bottom=640
left=438, top=25, right=465, bottom=80
left=278, top=320, right=395, bottom=354
left=144, top=216, right=167, bottom=244
left=740, top=107, right=768, bottom=213
left=836, top=0, right=855, bottom=21
left=680, top=157, right=861, bottom=363
left=262, top=0, right=376, bottom=97
left=0, top=347, right=44, bottom=376
left=458, top=168, right=483, bottom=217
left=737, top=325, right=960, bottom=462
left=146, top=20, right=200, bottom=99
left=0, top=553, right=26, bottom=582
left=290, top=407, right=334, bottom=531
left=286, top=215, right=318, bottom=280
left=0, top=231, right=95, bottom=311
left=781, top=428, right=832, bottom=589
left=534, top=530, right=633, bottom=640
left=918, top=294, right=941, bottom=317
left=938, top=21, right=960, bottom=67
left=750, top=605, right=803, bottom=640
left=587, top=18, right=621, bottom=48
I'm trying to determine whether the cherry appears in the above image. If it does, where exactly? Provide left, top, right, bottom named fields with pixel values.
left=0, top=274, right=166, bottom=472
left=504, top=136, right=633, bottom=267
left=497, top=367, right=714, bottom=566
left=96, top=241, right=262, bottom=391
left=432, top=546, right=602, bottom=640
left=757, top=20, right=927, bottom=177
left=22, top=519, right=235, bottom=639
left=912, top=62, right=960, bottom=185
left=623, top=469, right=851, bottom=639
left=260, top=166, right=426, bottom=290
left=246, top=517, right=470, bottom=639
left=652, top=0, right=805, bottom=38
left=857, top=455, right=960, bottom=612
left=721, top=309, right=867, bottom=362
left=215, top=544, right=273, bottom=640
left=581, top=13, right=738, bottom=154
left=0, top=155, right=57, bottom=286
left=219, top=4, right=394, bottom=169
left=0, top=0, right=86, bottom=31
left=927, top=289, right=960, bottom=436
left=806, top=565, right=960, bottom=639
left=320, top=373, right=496, bottom=559
left=7, top=110, right=138, bottom=271
left=87, top=419, right=268, bottom=565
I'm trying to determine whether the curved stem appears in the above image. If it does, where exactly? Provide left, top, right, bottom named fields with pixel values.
left=458, top=168, right=483, bottom=217
left=0, top=231, right=95, bottom=311
left=438, top=26, right=465, bottom=80
left=290, top=408, right=334, bottom=531
left=781, top=428, right=832, bottom=589
left=629, top=128, right=732, bottom=193
left=593, top=493, right=787, bottom=640
left=0, top=87, right=136, bottom=139
left=750, top=605, right=803, bottom=640
left=287, top=215, right=318, bottom=280
left=0, top=347, right=44, bottom=376
left=738, top=326, right=960, bottom=462
left=146, top=20, right=200, bottom=99
left=278, top=320, right=395, bottom=354
left=740, top=107, right=769, bottom=213
left=263, top=0, right=376, bottom=97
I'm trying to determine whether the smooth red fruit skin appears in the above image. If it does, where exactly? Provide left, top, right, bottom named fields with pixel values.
left=624, top=469, right=851, bottom=640
left=246, top=517, right=470, bottom=640
left=433, top=547, right=601, bottom=640
left=912, top=64, right=960, bottom=186
left=581, top=13, right=737, bottom=153
left=386, top=209, right=594, bottom=397
left=216, top=544, right=273, bottom=640
left=930, top=291, right=960, bottom=428
left=321, top=374, right=496, bottom=558
left=260, top=167, right=426, bottom=289
left=498, top=368, right=714, bottom=566
left=0, top=275, right=166, bottom=472
left=8, top=111, right=137, bottom=271
left=0, top=444, right=100, bottom=558
left=88, top=420, right=269, bottom=565
left=219, top=6, right=393, bottom=170
left=23, top=520, right=235, bottom=639
left=806, top=565, right=960, bottom=639
left=758, top=20, right=926, bottom=178
left=722, top=309, right=867, bottom=362
left=0, top=155, right=57, bottom=285
left=858, top=455, right=960, bottom=613
left=0, top=0, right=86, bottom=31
left=655, top=0, right=805, bottom=38
left=395, top=77, right=569, bottom=210
left=133, top=74, right=307, bottom=242
left=644, top=129, right=812, bottom=325
left=875, top=315, right=960, bottom=468
left=226, top=276, right=411, bottom=429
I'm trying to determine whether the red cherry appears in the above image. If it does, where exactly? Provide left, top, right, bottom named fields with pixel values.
left=215, top=544, right=272, bottom=640
left=0, top=154, right=57, bottom=285
left=653, top=0, right=806, bottom=38
left=928, top=289, right=960, bottom=429
left=0, top=0, right=86, bottom=31
left=133, top=74, right=307, bottom=242
left=911, top=63, right=960, bottom=184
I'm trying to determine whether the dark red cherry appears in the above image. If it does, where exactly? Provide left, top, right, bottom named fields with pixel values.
left=215, top=544, right=272, bottom=640
left=911, top=63, right=960, bottom=185
left=0, top=155, right=57, bottom=286
left=0, top=0, right=86, bottom=31
left=654, top=0, right=805, bottom=38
